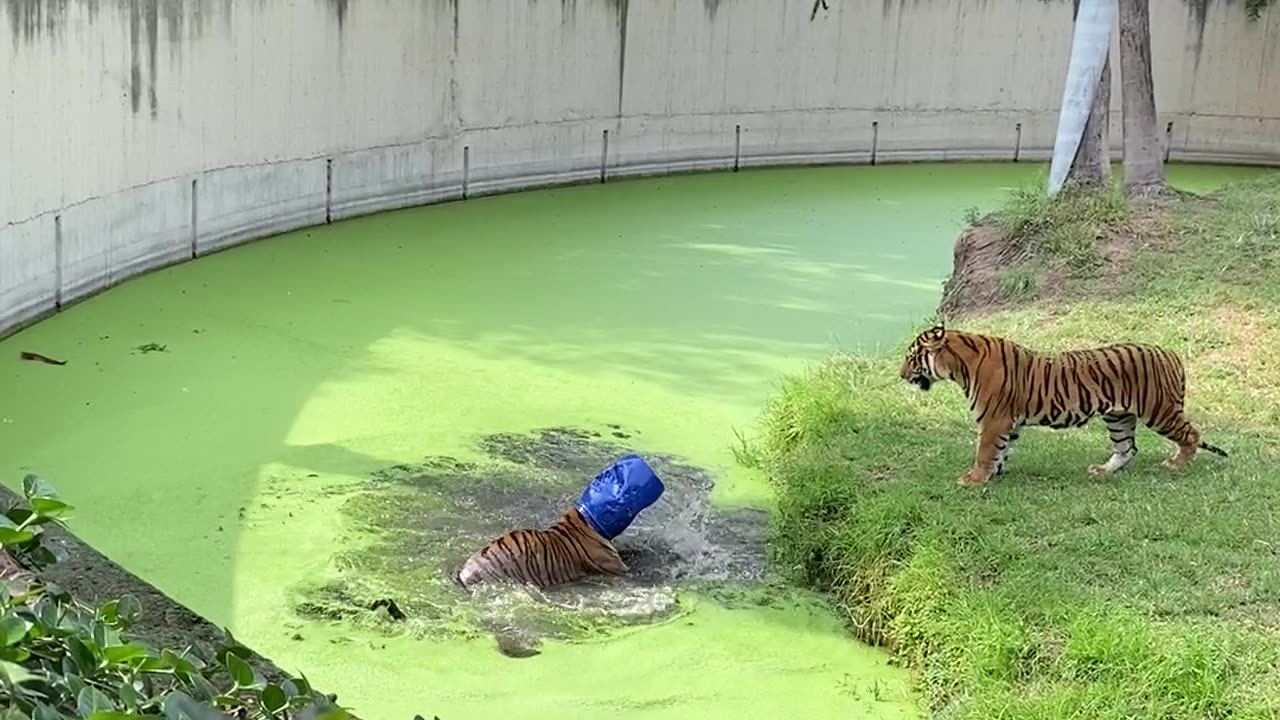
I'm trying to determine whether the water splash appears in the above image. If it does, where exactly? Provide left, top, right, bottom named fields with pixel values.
left=289, top=427, right=770, bottom=656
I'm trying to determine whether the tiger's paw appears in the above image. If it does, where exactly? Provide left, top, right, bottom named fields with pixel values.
left=1087, top=463, right=1114, bottom=476
left=956, top=471, right=990, bottom=487
left=1161, top=458, right=1189, bottom=471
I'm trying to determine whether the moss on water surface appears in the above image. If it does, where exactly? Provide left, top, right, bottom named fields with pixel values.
left=0, top=164, right=1267, bottom=718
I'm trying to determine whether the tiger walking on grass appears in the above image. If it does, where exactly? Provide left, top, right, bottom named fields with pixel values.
left=899, top=324, right=1228, bottom=486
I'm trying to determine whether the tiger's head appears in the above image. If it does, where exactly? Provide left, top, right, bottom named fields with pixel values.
left=900, top=324, right=949, bottom=391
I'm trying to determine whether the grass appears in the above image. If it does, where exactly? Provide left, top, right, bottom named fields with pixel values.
left=979, top=180, right=1131, bottom=302
left=748, top=172, right=1280, bottom=719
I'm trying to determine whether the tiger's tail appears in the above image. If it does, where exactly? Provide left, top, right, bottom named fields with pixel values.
left=1199, top=440, right=1229, bottom=458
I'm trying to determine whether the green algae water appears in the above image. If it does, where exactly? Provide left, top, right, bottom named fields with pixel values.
left=0, top=163, right=1266, bottom=719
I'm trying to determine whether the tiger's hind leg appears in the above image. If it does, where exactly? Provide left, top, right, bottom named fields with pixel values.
left=1088, top=413, right=1138, bottom=476
left=1148, top=407, right=1202, bottom=470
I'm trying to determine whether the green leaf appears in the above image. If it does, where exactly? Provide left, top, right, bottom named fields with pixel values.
left=65, top=673, right=88, bottom=697
left=91, top=622, right=121, bottom=650
left=4, top=507, right=35, bottom=526
left=163, top=693, right=233, bottom=720
left=115, top=681, right=144, bottom=710
left=134, top=657, right=171, bottom=673
left=0, top=646, right=31, bottom=663
left=97, top=601, right=119, bottom=625
left=261, top=684, right=287, bottom=714
left=77, top=686, right=115, bottom=717
left=102, top=643, right=149, bottom=664
left=22, top=546, right=61, bottom=570
left=35, top=600, right=60, bottom=628
left=161, top=649, right=196, bottom=676
left=32, top=704, right=62, bottom=720
left=0, top=528, right=36, bottom=545
left=0, top=659, right=40, bottom=686
left=116, top=596, right=141, bottom=626
left=0, top=616, right=32, bottom=646
left=224, top=652, right=254, bottom=688
left=28, top=498, right=71, bottom=518
left=67, top=637, right=98, bottom=673
left=193, top=673, right=221, bottom=703
left=289, top=674, right=311, bottom=697
left=21, top=476, right=57, bottom=501
left=86, top=714, right=141, bottom=720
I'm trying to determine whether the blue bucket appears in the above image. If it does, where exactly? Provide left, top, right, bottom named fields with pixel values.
left=575, top=454, right=666, bottom=540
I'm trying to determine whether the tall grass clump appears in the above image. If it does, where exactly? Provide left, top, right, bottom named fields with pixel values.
left=755, top=172, right=1280, bottom=719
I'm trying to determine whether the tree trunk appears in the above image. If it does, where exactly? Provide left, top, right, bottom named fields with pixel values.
left=1066, top=0, right=1113, bottom=189
left=1118, top=0, right=1166, bottom=197
left=1069, top=55, right=1112, bottom=188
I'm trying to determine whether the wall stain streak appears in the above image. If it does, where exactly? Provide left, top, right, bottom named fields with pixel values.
left=448, top=0, right=460, bottom=127
left=4, top=0, right=353, bottom=113
left=703, top=0, right=722, bottom=17
left=128, top=0, right=142, bottom=113
left=4, top=0, right=188, bottom=117
left=4, top=0, right=100, bottom=43
left=144, top=0, right=159, bottom=117
left=121, top=0, right=159, bottom=116
left=327, top=0, right=346, bottom=30
left=1183, top=0, right=1210, bottom=69
left=608, top=0, right=629, bottom=118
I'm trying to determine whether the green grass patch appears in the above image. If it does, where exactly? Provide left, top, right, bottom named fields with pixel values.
left=751, top=172, right=1280, bottom=719
left=999, top=182, right=1126, bottom=278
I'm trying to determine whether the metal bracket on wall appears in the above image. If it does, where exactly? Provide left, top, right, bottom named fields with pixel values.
left=601, top=129, right=610, bottom=183
left=190, top=178, right=199, bottom=259
left=462, top=145, right=470, bottom=199
left=1014, top=122, right=1023, bottom=162
left=54, top=214, right=63, bottom=310
left=871, top=121, right=880, bottom=166
left=1164, top=121, right=1174, bottom=162
left=734, top=125, right=742, bottom=172
left=325, top=159, right=334, bottom=224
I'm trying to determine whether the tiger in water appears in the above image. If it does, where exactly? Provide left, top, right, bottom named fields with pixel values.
left=456, top=508, right=628, bottom=590
left=899, top=324, right=1228, bottom=486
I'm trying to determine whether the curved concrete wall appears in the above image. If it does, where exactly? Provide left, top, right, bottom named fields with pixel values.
left=2, top=0, right=1277, bottom=335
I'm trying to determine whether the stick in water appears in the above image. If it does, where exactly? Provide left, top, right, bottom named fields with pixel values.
left=19, top=352, right=66, bottom=366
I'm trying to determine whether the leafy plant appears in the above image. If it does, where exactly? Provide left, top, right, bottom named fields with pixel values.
left=0, top=476, right=353, bottom=720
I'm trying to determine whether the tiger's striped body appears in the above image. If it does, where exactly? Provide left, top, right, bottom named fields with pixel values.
left=456, top=508, right=628, bottom=590
left=899, top=325, right=1227, bottom=486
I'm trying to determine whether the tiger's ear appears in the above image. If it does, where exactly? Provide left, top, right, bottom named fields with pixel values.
left=923, top=324, right=946, bottom=348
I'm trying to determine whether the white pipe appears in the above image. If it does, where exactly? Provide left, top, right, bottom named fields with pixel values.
left=1047, top=0, right=1117, bottom=196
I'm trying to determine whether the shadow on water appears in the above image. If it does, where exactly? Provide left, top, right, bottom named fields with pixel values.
left=287, top=426, right=771, bottom=657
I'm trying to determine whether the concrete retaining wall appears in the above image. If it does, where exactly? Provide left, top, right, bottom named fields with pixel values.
left=2, top=0, right=1277, bottom=336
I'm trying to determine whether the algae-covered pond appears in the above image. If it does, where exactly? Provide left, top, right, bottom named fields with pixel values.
left=0, top=163, right=1265, bottom=719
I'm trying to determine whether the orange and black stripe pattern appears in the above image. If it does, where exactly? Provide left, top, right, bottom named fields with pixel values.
left=900, top=325, right=1227, bottom=486
left=456, top=508, right=628, bottom=590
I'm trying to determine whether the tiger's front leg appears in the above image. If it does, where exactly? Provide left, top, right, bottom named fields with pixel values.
left=959, top=418, right=1015, bottom=487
